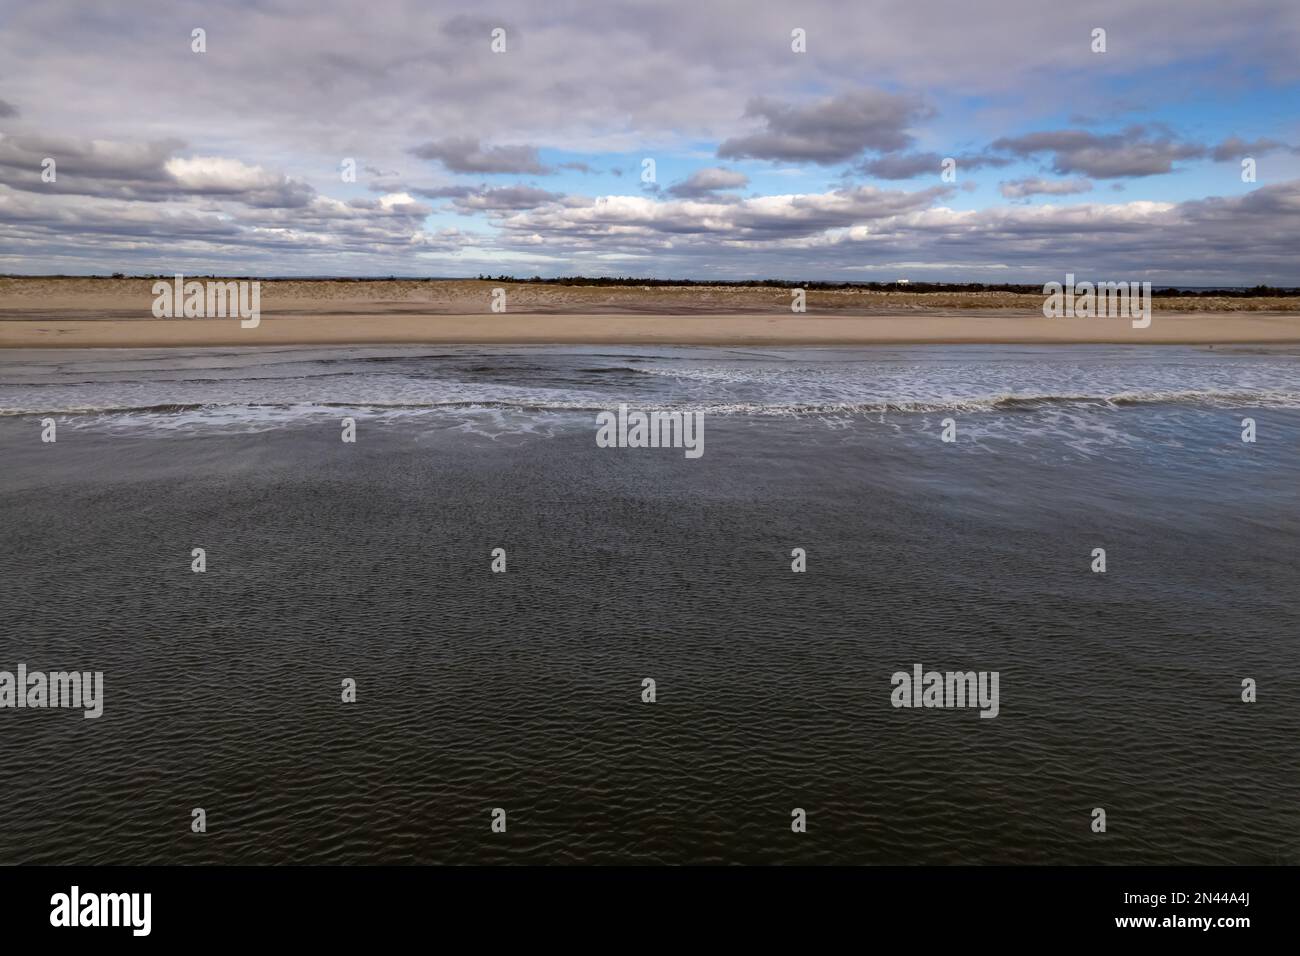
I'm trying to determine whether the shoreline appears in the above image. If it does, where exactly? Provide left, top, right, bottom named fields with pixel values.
left=3, top=311, right=1299, bottom=348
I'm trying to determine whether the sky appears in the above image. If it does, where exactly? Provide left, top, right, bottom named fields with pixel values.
left=1, top=0, right=1299, bottom=282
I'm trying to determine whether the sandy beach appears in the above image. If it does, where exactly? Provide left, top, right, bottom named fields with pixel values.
left=2, top=278, right=1298, bottom=347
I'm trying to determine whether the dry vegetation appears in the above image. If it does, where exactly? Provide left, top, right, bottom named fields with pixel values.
left=2, top=276, right=1298, bottom=317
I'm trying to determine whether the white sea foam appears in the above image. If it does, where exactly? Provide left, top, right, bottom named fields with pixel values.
left=1, top=346, right=1295, bottom=442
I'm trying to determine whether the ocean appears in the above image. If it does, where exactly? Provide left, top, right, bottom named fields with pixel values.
left=1, top=344, right=1296, bottom=864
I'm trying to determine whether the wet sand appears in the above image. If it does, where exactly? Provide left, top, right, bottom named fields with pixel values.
left=2, top=312, right=1299, bottom=347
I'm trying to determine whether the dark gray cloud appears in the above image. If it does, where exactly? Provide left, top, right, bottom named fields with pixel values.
left=989, top=126, right=1206, bottom=178
left=857, top=151, right=945, bottom=180
left=451, top=185, right=564, bottom=211
left=999, top=177, right=1093, bottom=199
left=867, top=130, right=1291, bottom=183
left=0, top=99, right=18, bottom=118
left=409, top=184, right=478, bottom=199
left=495, top=184, right=951, bottom=245
left=0, top=135, right=315, bottom=206
left=718, top=91, right=932, bottom=164
left=1209, top=136, right=1294, bottom=161
left=409, top=137, right=550, bottom=174
left=666, top=167, right=749, bottom=198
left=0, top=135, right=181, bottom=193
left=857, top=150, right=1012, bottom=180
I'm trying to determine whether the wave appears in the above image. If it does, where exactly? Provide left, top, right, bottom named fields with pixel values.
left=2, top=387, right=1297, bottom=419
left=988, top=389, right=1298, bottom=409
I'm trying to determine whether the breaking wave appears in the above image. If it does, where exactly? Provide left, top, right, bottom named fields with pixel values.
left=2, top=387, right=1297, bottom=419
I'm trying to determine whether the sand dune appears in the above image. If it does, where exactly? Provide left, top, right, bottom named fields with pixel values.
left=2, top=278, right=1298, bottom=346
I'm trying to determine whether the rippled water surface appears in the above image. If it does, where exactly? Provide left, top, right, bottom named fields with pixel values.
left=1, top=345, right=1296, bottom=864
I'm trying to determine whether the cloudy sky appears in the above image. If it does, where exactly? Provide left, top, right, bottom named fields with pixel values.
left=2, top=0, right=1298, bottom=282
